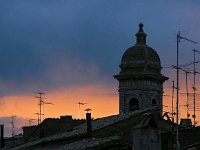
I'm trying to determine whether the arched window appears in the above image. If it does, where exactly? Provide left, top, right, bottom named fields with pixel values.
left=129, top=98, right=139, bottom=111
left=152, top=98, right=157, bottom=106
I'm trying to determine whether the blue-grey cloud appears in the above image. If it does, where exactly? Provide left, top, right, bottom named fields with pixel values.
left=0, top=0, right=200, bottom=96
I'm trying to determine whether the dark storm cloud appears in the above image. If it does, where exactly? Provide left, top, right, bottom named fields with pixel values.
left=0, top=0, right=200, bottom=96
left=0, top=0, right=127, bottom=96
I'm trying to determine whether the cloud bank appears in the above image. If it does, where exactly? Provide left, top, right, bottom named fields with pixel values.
left=0, top=0, right=200, bottom=97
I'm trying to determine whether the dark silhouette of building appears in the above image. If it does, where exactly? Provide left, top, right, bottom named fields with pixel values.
left=114, top=23, right=168, bottom=115
left=23, top=115, right=85, bottom=140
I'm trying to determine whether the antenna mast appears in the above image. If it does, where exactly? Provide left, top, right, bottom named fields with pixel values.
left=186, top=70, right=190, bottom=119
left=10, top=116, right=16, bottom=137
left=171, top=80, right=175, bottom=122
left=34, top=113, right=39, bottom=125
left=77, top=102, right=87, bottom=119
left=42, top=101, right=54, bottom=120
left=35, top=92, right=45, bottom=124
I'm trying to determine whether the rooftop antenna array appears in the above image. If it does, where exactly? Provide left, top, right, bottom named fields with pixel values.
left=180, top=68, right=192, bottom=119
left=192, top=49, right=200, bottom=126
left=179, top=50, right=200, bottom=125
left=187, top=93, right=200, bottom=124
left=172, top=65, right=192, bottom=119
left=176, top=32, right=197, bottom=150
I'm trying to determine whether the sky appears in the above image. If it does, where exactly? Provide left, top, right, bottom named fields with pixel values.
left=0, top=0, right=200, bottom=137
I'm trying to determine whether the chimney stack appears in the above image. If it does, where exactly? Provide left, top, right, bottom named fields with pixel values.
left=1, top=125, right=5, bottom=148
left=85, top=108, right=92, bottom=138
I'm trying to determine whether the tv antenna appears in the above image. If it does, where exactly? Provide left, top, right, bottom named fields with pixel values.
left=35, top=92, right=45, bottom=124
left=180, top=68, right=192, bottom=119
left=34, top=113, right=44, bottom=125
left=77, top=102, right=87, bottom=119
left=42, top=100, right=54, bottom=120
left=10, top=115, right=16, bottom=137
left=171, top=80, right=175, bottom=122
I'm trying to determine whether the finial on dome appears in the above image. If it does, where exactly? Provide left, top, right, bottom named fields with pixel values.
left=135, top=23, right=146, bottom=45
left=139, top=23, right=144, bottom=32
left=139, top=23, right=143, bottom=27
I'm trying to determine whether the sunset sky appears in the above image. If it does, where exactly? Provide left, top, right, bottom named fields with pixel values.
left=1, top=1, right=200, bottom=137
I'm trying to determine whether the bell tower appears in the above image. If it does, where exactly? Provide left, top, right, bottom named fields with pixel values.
left=114, top=23, right=168, bottom=115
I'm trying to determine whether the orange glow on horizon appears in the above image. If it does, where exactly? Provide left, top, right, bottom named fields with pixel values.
left=1, top=82, right=199, bottom=129
left=0, top=84, right=118, bottom=124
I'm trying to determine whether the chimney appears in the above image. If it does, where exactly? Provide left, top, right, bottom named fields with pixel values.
left=1, top=125, right=5, bottom=148
left=85, top=109, right=92, bottom=138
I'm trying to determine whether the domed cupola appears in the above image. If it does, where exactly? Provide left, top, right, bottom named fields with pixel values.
left=120, top=23, right=162, bottom=76
left=114, top=23, right=168, bottom=115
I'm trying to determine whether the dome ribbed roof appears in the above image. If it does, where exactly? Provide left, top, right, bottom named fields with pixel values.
left=120, top=23, right=161, bottom=74
left=121, top=45, right=161, bottom=67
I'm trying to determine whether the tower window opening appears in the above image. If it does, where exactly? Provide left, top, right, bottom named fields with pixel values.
left=129, top=98, right=139, bottom=111
left=152, top=98, right=157, bottom=106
